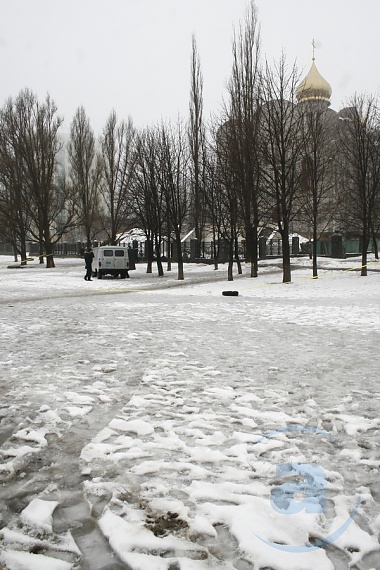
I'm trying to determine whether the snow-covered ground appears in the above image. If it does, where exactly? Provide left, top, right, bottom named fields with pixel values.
left=0, top=254, right=379, bottom=570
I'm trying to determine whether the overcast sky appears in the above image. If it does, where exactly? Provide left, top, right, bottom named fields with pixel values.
left=0, top=0, right=378, bottom=135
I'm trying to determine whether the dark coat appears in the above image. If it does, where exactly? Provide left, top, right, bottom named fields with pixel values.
left=84, top=250, right=94, bottom=267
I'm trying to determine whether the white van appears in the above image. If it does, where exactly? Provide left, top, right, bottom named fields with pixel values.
left=93, top=246, right=130, bottom=279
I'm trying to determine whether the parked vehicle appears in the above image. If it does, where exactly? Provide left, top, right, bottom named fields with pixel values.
left=93, top=246, right=131, bottom=279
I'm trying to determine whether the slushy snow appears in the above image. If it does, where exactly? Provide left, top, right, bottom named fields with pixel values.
left=0, top=255, right=379, bottom=569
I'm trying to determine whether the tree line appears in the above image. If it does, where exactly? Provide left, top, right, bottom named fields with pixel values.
left=0, top=1, right=379, bottom=281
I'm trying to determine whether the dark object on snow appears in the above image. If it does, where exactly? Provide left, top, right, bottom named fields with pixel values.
left=222, top=291, right=239, bottom=296
left=127, top=247, right=138, bottom=270
left=84, top=247, right=94, bottom=281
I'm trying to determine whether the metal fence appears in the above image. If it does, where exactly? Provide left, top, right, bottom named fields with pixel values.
left=0, top=235, right=375, bottom=261
left=0, top=241, right=86, bottom=258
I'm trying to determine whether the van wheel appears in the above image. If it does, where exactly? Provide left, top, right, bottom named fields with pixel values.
left=120, top=271, right=127, bottom=279
left=98, top=270, right=103, bottom=279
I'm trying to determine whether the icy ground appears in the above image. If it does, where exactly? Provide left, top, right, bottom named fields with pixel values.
left=0, top=254, right=379, bottom=570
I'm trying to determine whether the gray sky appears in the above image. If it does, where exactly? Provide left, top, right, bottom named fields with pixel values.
left=0, top=0, right=378, bottom=135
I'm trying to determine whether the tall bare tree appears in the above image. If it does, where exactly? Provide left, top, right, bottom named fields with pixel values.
left=189, top=35, right=206, bottom=255
left=299, top=100, right=339, bottom=277
left=259, top=55, right=304, bottom=282
left=100, top=111, right=136, bottom=244
left=226, top=0, right=263, bottom=277
left=0, top=101, right=30, bottom=263
left=68, top=106, right=102, bottom=247
left=131, top=127, right=166, bottom=276
left=213, top=119, right=243, bottom=281
left=158, top=121, right=189, bottom=280
left=0, top=89, right=72, bottom=267
left=200, top=139, right=225, bottom=270
left=338, top=94, right=380, bottom=276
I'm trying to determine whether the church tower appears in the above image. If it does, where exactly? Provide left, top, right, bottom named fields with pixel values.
left=296, top=43, right=332, bottom=107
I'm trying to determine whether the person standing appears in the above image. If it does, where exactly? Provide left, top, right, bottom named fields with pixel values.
left=84, top=247, right=94, bottom=281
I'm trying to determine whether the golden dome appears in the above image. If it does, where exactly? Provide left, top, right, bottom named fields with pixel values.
left=296, top=59, right=332, bottom=105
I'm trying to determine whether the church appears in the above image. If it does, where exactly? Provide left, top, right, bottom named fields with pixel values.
left=293, top=52, right=364, bottom=257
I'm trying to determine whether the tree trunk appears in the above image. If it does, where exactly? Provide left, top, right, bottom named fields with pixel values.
left=20, top=243, right=27, bottom=266
left=166, top=237, right=172, bottom=271
left=174, top=234, right=184, bottom=280
left=146, top=239, right=153, bottom=273
left=154, top=240, right=164, bottom=276
left=39, top=243, right=44, bottom=265
left=312, top=224, right=318, bottom=278
left=45, top=239, right=55, bottom=268
left=374, top=239, right=379, bottom=260
left=19, top=228, right=27, bottom=265
left=281, top=230, right=291, bottom=283
left=227, top=260, right=233, bottom=281
left=245, top=224, right=254, bottom=263
left=227, top=240, right=234, bottom=281
left=234, top=236, right=242, bottom=275
left=177, top=260, right=184, bottom=280
left=372, top=228, right=379, bottom=260
left=156, top=257, right=164, bottom=276
left=361, top=229, right=368, bottom=277
left=212, top=234, right=219, bottom=270
left=250, top=231, right=258, bottom=278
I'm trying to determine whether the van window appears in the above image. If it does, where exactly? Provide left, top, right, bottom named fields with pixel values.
left=103, top=250, right=113, bottom=257
left=115, top=250, right=125, bottom=257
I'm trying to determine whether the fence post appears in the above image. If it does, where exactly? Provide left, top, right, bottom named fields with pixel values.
left=219, top=239, right=228, bottom=262
left=190, top=239, right=200, bottom=259
left=292, top=236, right=300, bottom=256
left=331, top=233, right=345, bottom=258
left=259, top=236, right=267, bottom=259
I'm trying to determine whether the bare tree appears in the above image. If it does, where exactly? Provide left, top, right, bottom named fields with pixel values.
left=213, top=119, right=243, bottom=281
left=68, top=106, right=102, bottom=247
left=371, top=155, right=380, bottom=258
left=298, top=101, right=339, bottom=277
left=189, top=35, right=206, bottom=255
left=158, top=121, right=189, bottom=280
left=131, top=127, right=166, bottom=276
left=337, top=94, right=380, bottom=276
left=200, top=139, right=225, bottom=270
left=0, top=90, right=73, bottom=267
left=259, top=55, right=304, bottom=283
left=100, top=111, right=136, bottom=244
left=0, top=100, right=30, bottom=263
left=226, top=0, right=263, bottom=277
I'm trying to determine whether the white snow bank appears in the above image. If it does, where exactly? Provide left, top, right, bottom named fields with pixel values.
left=0, top=550, right=73, bottom=570
left=20, top=498, right=58, bottom=534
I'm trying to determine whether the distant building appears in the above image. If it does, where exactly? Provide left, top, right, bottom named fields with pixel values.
left=295, top=53, right=361, bottom=246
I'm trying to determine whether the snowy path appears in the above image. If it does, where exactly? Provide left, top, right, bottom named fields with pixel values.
left=0, top=258, right=380, bottom=569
